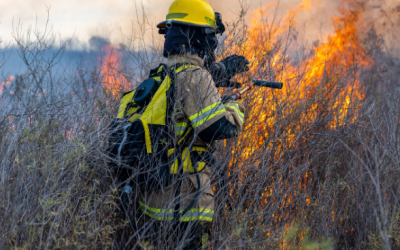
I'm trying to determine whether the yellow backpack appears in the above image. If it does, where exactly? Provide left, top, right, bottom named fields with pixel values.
left=108, top=63, right=197, bottom=191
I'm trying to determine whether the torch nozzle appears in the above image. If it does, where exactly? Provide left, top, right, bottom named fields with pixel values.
left=252, top=79, right=283, bottom=89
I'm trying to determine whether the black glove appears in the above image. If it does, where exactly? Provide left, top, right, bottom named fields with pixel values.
left=221, top=92, right=241, bottom=103
left=208, top=55, right=250, bottom=88
left=220, top=55, right=250, bottom=79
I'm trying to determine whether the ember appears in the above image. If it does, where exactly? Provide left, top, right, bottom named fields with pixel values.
left=0, top=76, right=14, bottom=95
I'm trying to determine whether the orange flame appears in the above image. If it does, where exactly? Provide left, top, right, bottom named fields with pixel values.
left=227, top=0, right=369, bottom=161
left=101, top=43, right=130, bottom=96
left=224, top=0, right=371, bottom=241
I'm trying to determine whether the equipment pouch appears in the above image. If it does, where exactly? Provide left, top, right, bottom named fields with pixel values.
left=108, top=117, right=170, bottom=191
left=133, top=78, right=159, bottom=107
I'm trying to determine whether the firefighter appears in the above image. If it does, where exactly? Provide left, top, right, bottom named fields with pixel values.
left=137, top=0, right=249, bottom=248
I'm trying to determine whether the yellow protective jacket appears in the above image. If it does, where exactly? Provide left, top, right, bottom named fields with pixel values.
left=138, top=53, right=245, bottom=222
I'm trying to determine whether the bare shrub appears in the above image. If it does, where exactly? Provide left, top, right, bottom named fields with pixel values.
left=0, top=12, right=121, bottom=249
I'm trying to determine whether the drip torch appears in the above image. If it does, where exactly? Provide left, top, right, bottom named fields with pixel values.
left=221, top=80, right=283, bottom=103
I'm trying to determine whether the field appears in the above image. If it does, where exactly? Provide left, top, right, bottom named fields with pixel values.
left=1, top=1, right=400, bottom=249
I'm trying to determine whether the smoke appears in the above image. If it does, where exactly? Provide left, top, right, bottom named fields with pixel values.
left=1, top=0, right=399, bottom=54
left=225, top=0, right=400, bottom=54
left=0, top=0, right=138, bottom=47
left=367, top=0, right=400, bottom=53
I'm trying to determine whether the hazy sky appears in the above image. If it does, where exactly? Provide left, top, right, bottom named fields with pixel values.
left=0, top=0, right=399, bottom=77
left=0, top=0, right=342, bottom=49
left=0, top=0, right=398, bottom=51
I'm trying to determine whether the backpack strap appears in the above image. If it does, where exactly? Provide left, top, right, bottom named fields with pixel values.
left=149, top=63, right=170, bottom=83
left=166, top=62, right=196, bottom=82
left=164, top=62, right=198, bottom=130
left=136, top=63, right=199, bottom=155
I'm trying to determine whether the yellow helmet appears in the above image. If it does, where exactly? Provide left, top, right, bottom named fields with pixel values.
left=157, top=0, right=216, bottom=29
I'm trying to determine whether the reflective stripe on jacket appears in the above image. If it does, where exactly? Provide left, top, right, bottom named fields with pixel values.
left=139, top=201, right=214, bottom=222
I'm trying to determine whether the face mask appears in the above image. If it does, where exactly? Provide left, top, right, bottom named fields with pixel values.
left=163, top=24, right=218, bottom=58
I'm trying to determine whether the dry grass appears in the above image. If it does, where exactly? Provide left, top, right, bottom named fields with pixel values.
left=1, top=2, right=400, bottom=250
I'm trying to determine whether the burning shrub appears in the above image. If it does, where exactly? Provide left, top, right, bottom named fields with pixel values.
left=210, top=1, right=400, bottom=249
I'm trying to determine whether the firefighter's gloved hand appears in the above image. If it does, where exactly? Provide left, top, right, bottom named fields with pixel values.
left=211, top=55, right=249, bottom=88
left=220, top=55, right=250, bottom=79
left=221, top=94, right=233, bottom=103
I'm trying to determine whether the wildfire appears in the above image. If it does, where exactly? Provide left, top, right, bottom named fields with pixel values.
left=225, top=0, right=370, bottom=162
left=224, top=0, right=371, bottom=243
left=0, top=76, right=14, bottom=95
left=101, top=43, right=130, bottom=96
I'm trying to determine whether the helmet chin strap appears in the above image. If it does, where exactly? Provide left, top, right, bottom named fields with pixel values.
left=194, top=36, right=217, bottom=60
left=203, top=52, right=216, bottom=70
left=195, top=40, right=207, bottom=59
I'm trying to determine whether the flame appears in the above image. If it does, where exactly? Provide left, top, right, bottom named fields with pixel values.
left=228, top=0, right=369, bottom=165
left=0, top=76, right=14, bottom=94
left=223, top=0, right=371, bottom=242
left=101, top=43, right=130, bottom=96
left=228, top=0, right=368, bottom=136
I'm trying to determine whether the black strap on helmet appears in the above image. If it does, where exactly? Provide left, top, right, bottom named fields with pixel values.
left=201, top=12, right=225, bottom=35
